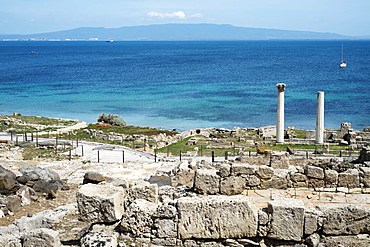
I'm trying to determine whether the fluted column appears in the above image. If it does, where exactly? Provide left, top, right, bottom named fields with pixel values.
left=315, top=91, right=324, bottom=144
left=276, top=83, right=286, bottom=143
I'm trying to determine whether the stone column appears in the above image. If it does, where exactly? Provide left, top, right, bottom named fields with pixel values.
left=276, top=83, right=286, bottom=143
left=315, top=91, right=324, bottom=144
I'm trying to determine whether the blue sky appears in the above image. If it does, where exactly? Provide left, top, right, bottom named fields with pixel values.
left=1, top=0, right=369, bottom=36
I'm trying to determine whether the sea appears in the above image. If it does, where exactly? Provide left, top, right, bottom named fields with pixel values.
left=0, top=40, right=369, bottom=131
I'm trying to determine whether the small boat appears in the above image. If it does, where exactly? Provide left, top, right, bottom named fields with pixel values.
left=339, top=44, right=347, bottom=68
left=31, top=51, right=37, bottom=54
left=106, top=40, right=114, bottom=43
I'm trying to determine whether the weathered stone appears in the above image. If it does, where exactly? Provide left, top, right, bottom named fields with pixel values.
left=269, top=152, right=289, bottom=169
left=22, top=228, right=61, bottom=247
left=322, top=205, right=370, bottom=235
left=260, top=170, right=288, bottom=189
left=193, top=169, right=220, bottom=195
left=77, top=183, right=125, bottom=223
left=290, top=173, right=307, bottom=182
left=12, top=204, right=74, bottom=233
left=308, top=178, right=324, bottom=188
left=220, top=176, right=246, bottom=195
left=358, top=147, right=370, bottom=163
left=5, top=196, right=21, bottom=213
left=245, top=175, right=261, bottom=187
left=231, top=163, right=255, bottom=176
left=80, top=223, right=119, bottom=247
left=172, top=162, right=195, bottom=187
left=83, top=171, right=105, bottom=184
left=120, top=199, right=157, bottom=236
left=151, top=238, right=177, bottom=246
left=16, top=185, right=37, bottom=206
left=0, top=166, right=20, bottom=195
left=126, top=181, right=158, bottom=205
left=19, top=165, right=59, bottom=182
left=32, top=179, right=64, bottom=193
left=153, top=218, right=177, bottom=238
left=154, top=203, right=177, bottom=219
left=322, top=235, right=370, bottom=247
left=219, top=164, right=231, bottom=177
left=304, top=209, right=323, bottom=235
left=360, top=168, right=370, bottom=189
left=338, top=169, right=360, bottom=188
left=177, top=196, right=258, bottom=239
left=324, top=169, right=338, bottom=184
left=305, top=165, right=324, bottom=179
left=256, top=165, right=274, bottom=179
left=305, top=233, right=320, bottom=247
left=258, top=209, right=269, bottom=225
left=267, top=198, right=305, bottom=241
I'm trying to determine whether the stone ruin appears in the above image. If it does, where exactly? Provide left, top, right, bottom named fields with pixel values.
left=2, top=148, right=370, bottom=246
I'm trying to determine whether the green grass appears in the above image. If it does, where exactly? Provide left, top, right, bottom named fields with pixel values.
left=0, top=115, right=79, bottom=133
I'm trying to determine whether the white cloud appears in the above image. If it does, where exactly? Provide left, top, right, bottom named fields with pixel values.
left=147, top=11, right=203, bottom=20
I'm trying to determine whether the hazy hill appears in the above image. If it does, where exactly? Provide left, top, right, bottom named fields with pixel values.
left=0, top=23, right=365, bottom=41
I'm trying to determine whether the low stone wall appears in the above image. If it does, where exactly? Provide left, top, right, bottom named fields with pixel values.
left=72, top=182, right=370, bottom=246
left=171, top=155, right=370, bottom=196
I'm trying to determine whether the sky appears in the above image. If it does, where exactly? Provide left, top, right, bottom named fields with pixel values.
left=1, top=0, right=369, bottom=36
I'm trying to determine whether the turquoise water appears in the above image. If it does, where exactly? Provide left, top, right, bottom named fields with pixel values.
left=0, top=41, right=369, bottom=131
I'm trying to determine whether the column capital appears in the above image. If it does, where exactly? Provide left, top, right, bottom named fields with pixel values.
left=276, top=83, right=286, bottom=92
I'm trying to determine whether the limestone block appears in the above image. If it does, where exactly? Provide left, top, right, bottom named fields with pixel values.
left=260, top=170, right=289, bottom=189
left=172, top=165, right=195, bottom=188
left=338, top=169, right=360, bottom=188
left=322, top=205, right=370, bottom=235
left=256, top=165, right=274, bottom=179
left=267, top=198, right=305, bottom=241
left=151, top=238, right=177, bottom=246
left=126, top=181, right=158, bottom=205
left=153, top=218, right=177, bottom=238
left=324, top=169, right=338, bottom=184
left=120, top=199, right=158, bottom=236
left=177, top=196, right=258, bottom=239
left=360, top=167, right=370, bottom=187
left=244, top=175, right=261, bottom=187
left=220, top=176, right=246, bottom=195
left=323, top=235, right=370, bottom=247
left=231, top=163, right=255, bottom=176
left=304, top=209, right=323, bottom=235
left=154, top=203, right=177, bottom=219
left=22, top=228, right=61, bottom=247
left=193, top=169, right=220, bottom=195
left=290, top=173, right=307, bottom=182
left=305, top=165, right=324, bottom=179
left=269, top=152, right=289, bottom=169
left=77, top=184, right=125, bottom=223
left=219, top=163, right=231, bottom=177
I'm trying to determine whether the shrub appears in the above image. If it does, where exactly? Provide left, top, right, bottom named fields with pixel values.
left=97, top=113, right=127, bottom=126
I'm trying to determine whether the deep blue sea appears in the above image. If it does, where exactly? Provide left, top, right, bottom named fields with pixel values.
left=0, top=41, right=369, bottom=131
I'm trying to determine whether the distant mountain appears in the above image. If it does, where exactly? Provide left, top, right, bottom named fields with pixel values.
left=0, top=23, right=366, bottom=41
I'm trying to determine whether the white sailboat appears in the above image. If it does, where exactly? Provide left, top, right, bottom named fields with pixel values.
left=339, top=44, right=347, bottom=68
